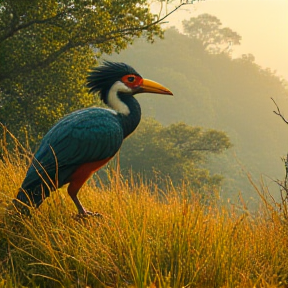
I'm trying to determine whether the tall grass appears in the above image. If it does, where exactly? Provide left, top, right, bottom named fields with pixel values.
left=0, top=141, right=288, bottom=287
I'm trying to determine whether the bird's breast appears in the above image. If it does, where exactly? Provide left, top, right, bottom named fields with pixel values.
left=67, top=157, right=113, bottom=194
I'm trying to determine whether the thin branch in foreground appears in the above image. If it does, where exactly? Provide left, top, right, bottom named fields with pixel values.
left=106, top=2, right=194, bottom=36
left=271, top=97, right=288, bottom=124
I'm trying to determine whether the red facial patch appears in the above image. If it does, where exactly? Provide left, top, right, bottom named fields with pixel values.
left=121, top=74, right=143, bottom=89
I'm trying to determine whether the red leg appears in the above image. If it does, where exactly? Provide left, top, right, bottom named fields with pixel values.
left=68, top=158, right=111, bottom=214
left=68, top=183, right=87, bottom=214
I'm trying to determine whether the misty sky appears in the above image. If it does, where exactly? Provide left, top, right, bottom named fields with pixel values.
left=151, top=0, right=288, bottom=81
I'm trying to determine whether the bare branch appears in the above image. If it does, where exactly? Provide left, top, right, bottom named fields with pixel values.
left=108, top=2, right=193, bottom=35
left=186, top=148, right=222, bottom=153
left=87, top=2, right=198, bottom=46
left=271, top=97, right=288, bottom=124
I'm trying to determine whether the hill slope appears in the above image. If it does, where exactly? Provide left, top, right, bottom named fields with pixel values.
left=106, top=27, right=288, bottom=200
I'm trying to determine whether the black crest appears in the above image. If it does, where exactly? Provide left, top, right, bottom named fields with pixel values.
left=86, top=61, right=141, bottom=103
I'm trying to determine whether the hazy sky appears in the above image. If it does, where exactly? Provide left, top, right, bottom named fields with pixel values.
left=151, top=0, right=288, bottom=80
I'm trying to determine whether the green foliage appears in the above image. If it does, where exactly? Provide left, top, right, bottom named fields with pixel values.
left=0, top=0, right=163, bottom=146
left=120, top=118, right=231, bottom=189
left=0, top=0, right=162, bottom=80
left=0, top=47, right=97, bottom=145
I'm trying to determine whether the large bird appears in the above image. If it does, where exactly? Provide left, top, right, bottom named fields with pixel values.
left=14, top=61, right=173, bottom=215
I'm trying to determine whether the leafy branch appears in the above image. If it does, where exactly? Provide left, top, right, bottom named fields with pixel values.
left=0, top=12, right=66, bottom=43
left=0, top=1, right=197, bottom=82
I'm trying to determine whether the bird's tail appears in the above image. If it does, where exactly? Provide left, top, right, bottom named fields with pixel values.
left=12, top=186, right=49, bottom=215
left=11, top=189, right=34, bottom=215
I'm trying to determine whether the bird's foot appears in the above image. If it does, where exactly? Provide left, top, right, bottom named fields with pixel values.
left=85, top=211, right=103, bottom=217
left=74, top=210, right=103, bottom=220
left=9, top=199, right=32, bottom=217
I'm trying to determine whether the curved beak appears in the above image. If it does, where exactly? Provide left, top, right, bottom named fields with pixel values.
left=138, top=79, right=173, bottom=95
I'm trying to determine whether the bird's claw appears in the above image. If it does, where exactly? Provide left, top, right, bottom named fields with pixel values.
left=74, top=211, right=103, bottom=219
left=85, top=211, right=103, bottom=217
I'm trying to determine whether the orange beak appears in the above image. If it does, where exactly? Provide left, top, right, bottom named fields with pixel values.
left=138, top=79, right=173, bottom=95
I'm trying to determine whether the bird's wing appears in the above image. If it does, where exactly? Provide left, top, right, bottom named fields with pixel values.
left=22, top=108, right=123, bottom=189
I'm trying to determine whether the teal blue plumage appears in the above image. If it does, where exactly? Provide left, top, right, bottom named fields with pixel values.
left=17, top=103, right=140, bottom=207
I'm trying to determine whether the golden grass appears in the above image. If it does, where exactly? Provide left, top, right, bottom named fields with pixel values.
left=0, top=146, right=288, bottom=288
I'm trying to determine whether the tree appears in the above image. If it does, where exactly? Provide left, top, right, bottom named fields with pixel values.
left=120, top=118, right=231, bottom=189
left=183, top=14, right=241, bottom=54
left=0, top=0, right=164, bottom=146
left=0, top=0, right=163, bottom=82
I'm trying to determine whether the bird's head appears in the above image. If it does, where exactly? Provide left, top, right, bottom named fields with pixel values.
left=86, top=61, right=173, bottom=106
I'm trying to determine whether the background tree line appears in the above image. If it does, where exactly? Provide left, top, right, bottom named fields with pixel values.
left=107, top=14, right=288, bottom=200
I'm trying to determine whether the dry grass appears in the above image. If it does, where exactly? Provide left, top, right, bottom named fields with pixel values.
left=0, top=144, right=288, bottom=288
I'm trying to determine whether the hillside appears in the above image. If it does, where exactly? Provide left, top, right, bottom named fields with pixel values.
left=106, top=27, right=288, bottom=201
left=1, top=151, right=288, bottom=287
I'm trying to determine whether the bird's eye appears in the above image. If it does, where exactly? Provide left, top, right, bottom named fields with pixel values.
left=121, top=74, right=143, bottom=88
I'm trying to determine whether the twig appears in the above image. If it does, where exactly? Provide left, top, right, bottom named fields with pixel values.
left=106, top=2, right=194, bottom=35
left=271, top=97, right=288, bottom=124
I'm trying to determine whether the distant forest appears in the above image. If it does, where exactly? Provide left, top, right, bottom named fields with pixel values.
left=107, top=16, right=288, bottom=201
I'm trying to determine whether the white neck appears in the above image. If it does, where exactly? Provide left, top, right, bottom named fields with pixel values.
left=107, top=81, right=131, bottom=115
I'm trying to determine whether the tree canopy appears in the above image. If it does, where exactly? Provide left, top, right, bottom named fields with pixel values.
left=120, top=118, right=231, bottom=190
left=183, top=14, right=241, bottom=54
left=0, top=0, right=163, bottom=145
left=0, top=0, right=162, bottom=82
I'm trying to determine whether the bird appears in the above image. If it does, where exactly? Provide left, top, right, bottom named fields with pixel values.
left=14, top=61, right=173, bottom=215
